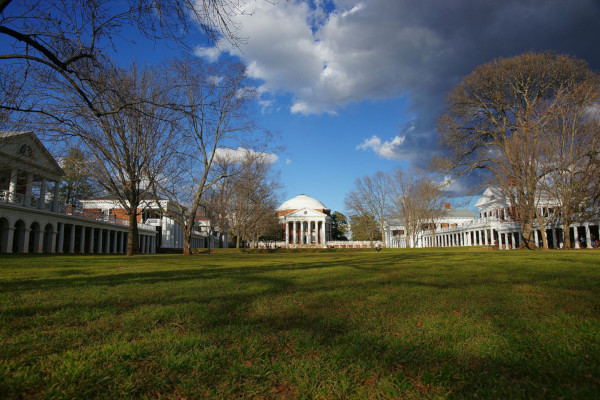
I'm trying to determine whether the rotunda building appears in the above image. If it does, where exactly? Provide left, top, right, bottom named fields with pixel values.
left=277, top=194, right=332, bottom=247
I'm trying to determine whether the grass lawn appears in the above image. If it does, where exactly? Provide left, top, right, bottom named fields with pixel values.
left=1, top=248, right=599, bottom=399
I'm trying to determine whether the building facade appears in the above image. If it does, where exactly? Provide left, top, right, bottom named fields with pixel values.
left=277, top=194, right=332, bottom=248
left=0, top=131, right=156, bottom=254
left=386, top=187, right=599, bottom=250
left=79, top=197, right=218, bottom=251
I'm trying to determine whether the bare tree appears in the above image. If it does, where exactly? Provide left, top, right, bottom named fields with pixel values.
left=537, top=80, right=600, bottom=248
left=213, top=155, right=281, bottom=248
left=0, top=0, right=249, bottom=111
left=437, top=52, right=599, bottom=249
left=48, top=62, right=177, bottom=255
left=344, top=171, right=391, bottom=248
left=160, top=58, right=263, bottom=254
left=387, top=169, right=446, bottom=248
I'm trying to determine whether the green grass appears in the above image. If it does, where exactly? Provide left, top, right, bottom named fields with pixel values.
left=1, top=248, right=599, bottom=399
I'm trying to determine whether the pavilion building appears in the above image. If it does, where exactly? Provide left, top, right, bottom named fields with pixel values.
left=0, top=131, right=156, bottom=254
left=277, top=194, right=332, bottom=247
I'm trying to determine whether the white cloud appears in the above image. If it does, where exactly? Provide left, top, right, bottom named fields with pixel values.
left=214, top=147, right=279, bottom=164
left=197, top=0, right=437, bottom=115
left=285, top=158, right=292, bottom=165
left=356, top=135, right=407, bottom=160
left=194, top=46, right=221, bottom=62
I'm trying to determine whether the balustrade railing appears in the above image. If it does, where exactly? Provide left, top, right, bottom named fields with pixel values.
left=1, top=191, right=155, bottom=231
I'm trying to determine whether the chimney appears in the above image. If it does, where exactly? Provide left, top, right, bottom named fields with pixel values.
left=444, top=203, right=451, bottom=210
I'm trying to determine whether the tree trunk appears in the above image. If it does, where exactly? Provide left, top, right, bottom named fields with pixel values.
left=534, top=213, right=549, bottom=249
left=236, top=235, right=240, bottom=248
left=563, top=221, right=571, bottom=249
left=182, top=222, right=192, bottom=255
left=127, top=210, right=139, bottom=256
left=520, top=219, right=536, bottom=249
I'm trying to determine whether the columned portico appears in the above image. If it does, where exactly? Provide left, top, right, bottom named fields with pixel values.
left=277, top=194, right=333, bottom=248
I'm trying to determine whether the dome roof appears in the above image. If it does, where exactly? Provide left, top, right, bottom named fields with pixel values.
left=277, top=194, right=329, bottom=211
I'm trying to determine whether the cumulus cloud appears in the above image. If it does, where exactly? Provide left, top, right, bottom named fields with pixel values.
left=197, top=0, right=600, bottom=162
left=214, top=147, right=279, bottom=164
left=356, top=136, right=405, bottom=160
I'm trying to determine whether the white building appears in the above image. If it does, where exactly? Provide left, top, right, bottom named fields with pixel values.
left=277, top=194, right=332, bottom=248
left=386, top=187, right=599, bottom=250
left=79, top=197, right=219, bottom=250
left=0, top=131, right=156, bottom=254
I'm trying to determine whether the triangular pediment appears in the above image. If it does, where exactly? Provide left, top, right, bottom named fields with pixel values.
left=283, top=208, right=327, bottom=219
left=0, top=131, right=64, bottom=180
left=475, top=186, right=509, bottom=208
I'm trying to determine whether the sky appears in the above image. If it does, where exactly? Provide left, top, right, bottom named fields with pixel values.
left=91, top=0, right=600, bottom=213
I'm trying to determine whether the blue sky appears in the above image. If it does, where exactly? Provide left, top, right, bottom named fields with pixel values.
left=70, top=0, right=600, bottom=213
left=189, top=0, right=600, bottom=213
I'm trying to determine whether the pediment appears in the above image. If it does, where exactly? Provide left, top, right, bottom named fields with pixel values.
left=475, top=186, right=509, bottom=208
left=0, top=131, right=64, bottom=180
left=281, top=208, right=327, bottom=219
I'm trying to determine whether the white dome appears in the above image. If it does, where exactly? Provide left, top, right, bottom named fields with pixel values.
left=277, top=194, right=329, bottom=211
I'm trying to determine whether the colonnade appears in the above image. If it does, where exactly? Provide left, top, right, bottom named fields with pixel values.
left=393, top=222, right=599, bottom=250
left=0, top=217, right=157, bottom=254
left=284, top=219, right=326, bottom=246
left=421, top=228, right=497, bottom=248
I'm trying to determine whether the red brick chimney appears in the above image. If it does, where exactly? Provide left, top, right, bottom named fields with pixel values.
left=444, top=203, right=451, bottom=210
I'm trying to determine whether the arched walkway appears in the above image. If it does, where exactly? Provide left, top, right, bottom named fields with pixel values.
left=43, top=223, right=54, bottom=253
left=0, top=217, right=9, bottom=253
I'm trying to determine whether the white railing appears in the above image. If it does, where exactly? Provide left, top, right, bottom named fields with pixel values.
left=327, top=240, right=383, bottom=248
left=1, top=193, right=154, bottom=231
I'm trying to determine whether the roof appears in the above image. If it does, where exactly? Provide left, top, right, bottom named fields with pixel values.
left=0, top=131, right=65, bottom=178
left=443, top=209, right=477, bottom=218
left=277, top=194, right=329, bottom=211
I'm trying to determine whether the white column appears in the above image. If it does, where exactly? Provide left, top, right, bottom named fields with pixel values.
left=52, top=181, right=60, bottom=212
left=57, top=223, right=64, bottom=253
left=50, top=228, right=57, bottom=253
left=285, top=222, right=290, bottom=246
left=35, top=228, right=43, bottom=253
left=24, top=173, right=33, bottom=207
left=534, top=229, right=539, bottom=247
left=585, top=224, right=591, bottom=248
left=39, top=179, right=47, bottom=209
left=498, top=234, right=503, bottom=250
left=574, top=226, right=580, bottom=249
left=21, top=228, right=30, bottom=253
left=321, top=220, right=326, bottom=244
left=4, top=227, right=14, bottom=253
left=79, top=227, right=86, bottom=253
left=510, top=232, right=516, bottom=250
left=292, top=221, right=297, bottom=244
left=483, top=229, right=488, bottom=246
left=301, top=221, right=305, bottom=244
left=69, top=225, right=76, bottom=253
left=491, top=230, right=496, bottom=246
left=8, top=169, right=18, bottom=203
left=98, top=229, right=104, bottom=253
left=89, top=228, right=95, bottom=253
